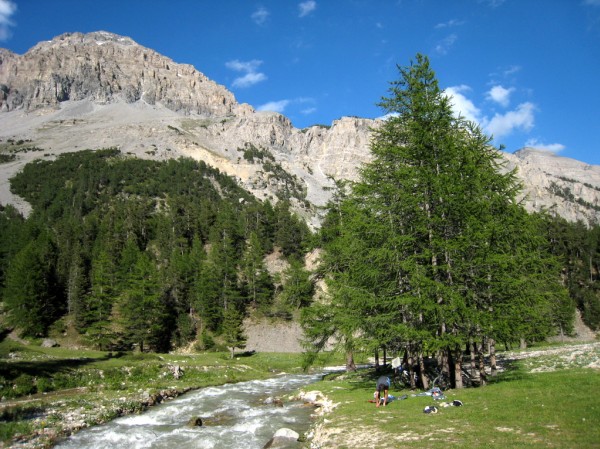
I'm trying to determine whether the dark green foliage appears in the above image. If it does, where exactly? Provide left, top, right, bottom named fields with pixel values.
left=221, top=306, right=247, bottom=358
left=240, top=142, right=275, bottom=163
left=0, top=149, right=312, bottom=349
left=273, top=201, right=311, bottom=258
left=303, top=55, right=573, bottom=380
left=540, top=214, right=600, bottom=330
left=3, top=234, right=61, bottom=337
left=279, top=258, right=314, bottom=309
left=0, top=153, right=16, bottom=163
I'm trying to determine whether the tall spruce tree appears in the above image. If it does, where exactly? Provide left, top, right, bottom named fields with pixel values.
left=3, top=236, right=58, bottom=337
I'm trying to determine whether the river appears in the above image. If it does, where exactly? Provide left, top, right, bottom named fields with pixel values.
left=54, top=372, right=324, bottom=449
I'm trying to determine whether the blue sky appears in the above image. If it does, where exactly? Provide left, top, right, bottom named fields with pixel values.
left=1, top=0, right=599, bottom=165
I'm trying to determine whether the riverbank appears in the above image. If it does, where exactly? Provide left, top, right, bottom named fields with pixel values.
left=0, top=344, right=324, bottom=449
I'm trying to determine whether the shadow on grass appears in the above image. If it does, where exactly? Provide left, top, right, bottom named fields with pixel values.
left=324, top=366, right=393, bottom=392
left=0, top=354, right=114, bottom=381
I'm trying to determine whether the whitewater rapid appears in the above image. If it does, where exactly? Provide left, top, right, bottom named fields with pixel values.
left=54, top=373, right=323, bottom=449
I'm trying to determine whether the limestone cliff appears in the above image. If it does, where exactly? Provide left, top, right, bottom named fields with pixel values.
left=0, top=31, right=237, bottom=116
left=0, top=31, right=598, bottom=227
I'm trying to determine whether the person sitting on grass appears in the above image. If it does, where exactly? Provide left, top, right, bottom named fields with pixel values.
left=375, top=375, right=390, bottom=408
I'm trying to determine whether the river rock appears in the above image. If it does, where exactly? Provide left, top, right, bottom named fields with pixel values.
left=264, top=396, right=284, bottom=407
left=263, top=428, right=300, bottom=448
left=187, top=416, right=203, bottom=427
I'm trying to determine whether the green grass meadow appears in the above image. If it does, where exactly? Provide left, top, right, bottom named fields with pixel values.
left=1, top=339, right=599, bottom=448
left=312, top=362, right=600, bottom=448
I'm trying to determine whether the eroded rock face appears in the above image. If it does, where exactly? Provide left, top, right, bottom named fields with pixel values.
left=0, top=31, right=236, bottom=116
left=1, top=31, right=599, bottom=227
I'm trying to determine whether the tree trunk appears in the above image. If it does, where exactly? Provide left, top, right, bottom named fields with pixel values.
left=477, top=341, right=487, bottom=386
left=407, top=349, right=416, bottom=389
left=418, top=351, right=428, bottom=390
left=490, top=338, right=497, bottom=377
left=374, top=349, right=380, bottom=372
left=520, top=338, right=527, bottom=349
left=346, top=350, right=357, bottom=372
left=469, top=339, right=477, bottom=380
left=453, top=348, right=464, bottom=389
left=442, top=349, right=450, bottom=379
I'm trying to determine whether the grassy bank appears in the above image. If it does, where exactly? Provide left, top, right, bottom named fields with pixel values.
left=307, top=342, right=600, bottom=449
left=0, top=340, right=325, bottom=448
left=2, top=340, right=599, bottom=449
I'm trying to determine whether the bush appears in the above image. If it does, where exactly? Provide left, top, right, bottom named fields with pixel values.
left=12, top=374, right=37, bottom=397
left=35, top=377, right=54, bottom=393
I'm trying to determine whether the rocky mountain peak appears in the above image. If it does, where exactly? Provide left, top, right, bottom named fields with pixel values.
left=0, top=32, right=599, bottom=227
left=0, top=31, right=238, bottom=116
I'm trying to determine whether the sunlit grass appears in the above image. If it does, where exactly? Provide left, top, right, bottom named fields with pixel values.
left=309, top=349, right=600, bottom=449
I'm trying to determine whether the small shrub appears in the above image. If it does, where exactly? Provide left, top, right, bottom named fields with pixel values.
left=35, top=377, right=54, bottom=393
left=12, top=374, right=37, bottom=397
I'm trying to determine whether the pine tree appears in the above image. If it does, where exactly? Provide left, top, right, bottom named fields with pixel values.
left=240, top=231, right=274, bottom=310
left=3, top=240, right=56, bottom=336
left=222, top=306, right=247, bottom=358
left=279, top=258, right=314, bottom=309
left=119, top=251, right=170, bottom=352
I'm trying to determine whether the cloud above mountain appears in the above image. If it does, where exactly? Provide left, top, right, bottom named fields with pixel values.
left=225, top=59, right=267, bottom=88
left=0, top=0, right=16, bottom=41
left=445, top=85, right=535, bottom=139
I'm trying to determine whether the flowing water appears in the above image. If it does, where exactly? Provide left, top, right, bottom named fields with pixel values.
left=54, top=373, right=324, bottom=449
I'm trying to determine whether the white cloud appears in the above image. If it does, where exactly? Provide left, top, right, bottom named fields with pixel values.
left=225, top=59, right=262, bottom=72
left=0, top=0, right=17, bottom=41
left=298, top=1, right=316, bottom=17
left=503, top=65, right=521, bottom=77
left=484, top=102, right=535, bottom=138
left=232, top=72, right=267, bottom=88
left=257, top=100, right=291, bottom=113
left=486, top=85, right=515, bottom=107
left=446, top=86, right=536, bottom=139
left=225, top=59, right=267, bottom=88
left=251, top=7, right=269, bottom=25
left=524, top=138, right=565, bottom=154
left=435, top=33, right=457, bottom=55
left=444, top=85, right=482, bottom=123
left=257, top=97, right=317, bottom=115
left=435, top=19, right=465, bottom=29
left=301, top=107, right=317, bottom=115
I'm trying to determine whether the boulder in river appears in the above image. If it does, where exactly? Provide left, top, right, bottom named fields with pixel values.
left=263, top=428, right=300, bottom=448
left=187, top=416, right=203, bottom=427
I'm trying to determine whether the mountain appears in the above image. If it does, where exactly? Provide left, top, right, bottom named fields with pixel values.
left=1, top=31, right=599, bottom=226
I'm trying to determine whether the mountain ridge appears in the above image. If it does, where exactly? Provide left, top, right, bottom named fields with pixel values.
left=1, top=31, right=599, bottom=227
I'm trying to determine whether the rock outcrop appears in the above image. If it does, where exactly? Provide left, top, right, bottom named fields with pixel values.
left=0, top=31, right=599, bottom=227
left=0, top=31, right=237, bottom=116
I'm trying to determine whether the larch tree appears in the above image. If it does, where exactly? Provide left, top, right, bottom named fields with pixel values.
left=306, top=54, right=568, bottom=386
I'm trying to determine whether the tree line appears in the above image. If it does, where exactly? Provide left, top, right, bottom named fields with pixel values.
left=0, top=149, right=313, bottom=353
